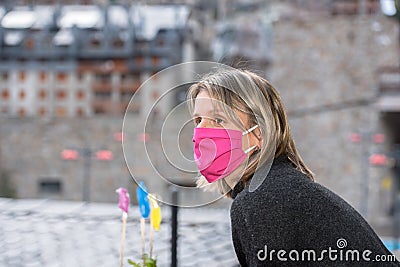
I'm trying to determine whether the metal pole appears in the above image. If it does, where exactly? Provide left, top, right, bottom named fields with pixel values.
left=82, top=148, right=92, bottom=202
left=171, top=188, right=178, bottom=267
left=393, top=189, right=400, bottom=250
left=392, top=145, right=400, bottom=249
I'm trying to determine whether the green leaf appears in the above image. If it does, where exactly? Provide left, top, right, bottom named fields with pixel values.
left=142, top=254, right=157, bottom=267
left=127, top=259, right=142, bottom=267
left=144, top=259, right=157, bottom=267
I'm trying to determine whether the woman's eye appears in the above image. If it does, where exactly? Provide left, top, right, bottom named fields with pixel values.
left=194, top=117, right=202, bottom=125
left=214, top=118, right=224, bottom=124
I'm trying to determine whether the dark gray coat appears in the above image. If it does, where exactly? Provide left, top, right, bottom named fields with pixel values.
left=230, top=154, right=400, bottom=266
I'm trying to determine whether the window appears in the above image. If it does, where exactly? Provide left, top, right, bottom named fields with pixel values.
left=94, top=91, right=111, bottom=99
left=38, top=179, right=62, bottom=194
left=1, top=73, right=8, bottom=81
left=39, top=89, right=47, bottom=100
left=1, top=90, right=9, bottom=100
left=95, top=74, right=110, bottom=82
left=39, top=71, right=47, bottom=82
left=55, top=107, right=67, bottom=117
left=94, top=106, right=106, bottom=114
left=56, top=90, right=67, bottom=100
left=76, top=90, right=85, bottom=100
left=38, top=107, right=47, bottom=116
left=25, top=38, right=34, bottom=49
left=57, top=72, right=67, bottom=82
left=113, top=38, right=124, bottom=48
left=18, top=107, right=26, bottom=117
left=19, top=71, right=26, bottom=81
left=135, top=56, right=144, bottom=66
left=19, top=90, right=26, bottom=100
left=90, top=37, right=101, bottom=48
left=121, top=92, right=133, bottom=102
left=76, top=107, right=84, bottom=117
left=151, top=56, right=160, bottom=66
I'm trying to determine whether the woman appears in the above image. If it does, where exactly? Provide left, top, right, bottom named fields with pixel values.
left=187, top=68, right=399, bottom=266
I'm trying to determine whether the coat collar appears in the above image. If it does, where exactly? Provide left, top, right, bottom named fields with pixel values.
left=231, top=154, right=290, bottom=199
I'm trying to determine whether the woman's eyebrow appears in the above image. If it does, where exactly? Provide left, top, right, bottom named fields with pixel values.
left=192, top=108, right=226, bottom=117
left=192, top=110, right=226, bottom=117
left=212, top=112, right=227, bottom=118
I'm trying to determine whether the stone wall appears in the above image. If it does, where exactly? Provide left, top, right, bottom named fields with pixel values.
left=269, top=11, right=399, bottom=221
left=0, top=116, right=130, bottom=202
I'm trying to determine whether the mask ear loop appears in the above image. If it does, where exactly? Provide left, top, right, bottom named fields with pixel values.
left=242, top=124, right=259, bottom=135
left=242, top=125, right=259, bottom=154
left=244, top=145, right=257, bottom=154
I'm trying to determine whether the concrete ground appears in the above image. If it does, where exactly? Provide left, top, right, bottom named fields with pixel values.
left=2, top=197, right=400, bottom=267
left=0, top=198, right=238, bottom=267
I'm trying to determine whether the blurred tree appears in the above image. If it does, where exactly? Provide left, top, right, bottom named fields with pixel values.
left=0, top=169, right=16, bottom=198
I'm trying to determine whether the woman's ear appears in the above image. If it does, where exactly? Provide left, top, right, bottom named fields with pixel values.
left=250, top=127, right=262, bottom=149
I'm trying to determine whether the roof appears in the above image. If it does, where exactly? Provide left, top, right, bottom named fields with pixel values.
left=1, top=8, right=36, bottom=29
left=32, top=5, right=54, bottom=29
left=57, top=5, right=104, bottom=29
left=131, top=4, right=190, bottom=40
left=0, top=6, right=54, bottom=29
left=0, top=4, right=190, bottom=50
left=108, top=5, right=129, bottom=28
left=0, top=4, right=189, bottom=38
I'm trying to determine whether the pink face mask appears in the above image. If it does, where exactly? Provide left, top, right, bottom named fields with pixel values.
left=192, top=125, right=258, bottom=183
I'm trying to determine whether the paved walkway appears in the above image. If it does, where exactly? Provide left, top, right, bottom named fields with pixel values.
left=0, top=198, right=238, bottom=267
left=3, top=197, right=400, bottom=266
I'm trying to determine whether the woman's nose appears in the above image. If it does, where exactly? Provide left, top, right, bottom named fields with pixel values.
left=197, top=117, right=212, bottom=128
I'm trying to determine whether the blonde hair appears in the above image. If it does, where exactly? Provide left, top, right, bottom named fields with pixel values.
left=187, top=68, right=314, bottom=198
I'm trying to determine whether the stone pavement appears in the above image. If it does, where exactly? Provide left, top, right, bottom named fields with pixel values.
left=0, top=198, right=239, bottom=267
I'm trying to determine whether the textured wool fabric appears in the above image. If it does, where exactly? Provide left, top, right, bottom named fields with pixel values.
left=230, top=154, right=400, bottom=266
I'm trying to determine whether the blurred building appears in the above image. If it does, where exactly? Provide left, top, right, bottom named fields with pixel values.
left=212, top=1, right=273, bottom=75
left=0, top=2, right=199, bottom=203
left=0, top=3, right=190, bottom=118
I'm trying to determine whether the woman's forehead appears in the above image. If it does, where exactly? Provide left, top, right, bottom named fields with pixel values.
left=193, top=91, right=227, bottom=115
